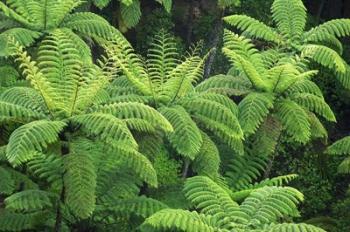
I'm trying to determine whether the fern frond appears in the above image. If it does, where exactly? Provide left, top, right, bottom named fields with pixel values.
left=192, top=132, right=220, bottom=178
left=198, top=93, right=238, bottom=116
left=271, top=0, right=306, bottom=40
left=290, top=93, right=336, bottom=122
left=140, top=209, right=221, bottom=232
left=240, top=186, right=304, bottom=224
left=238, top=92, right=274, bottom=136
left=92, top=102, right=173, bottom=132
left=184, top=176, right=248, bottom=224
left=6, top=120, right=66, bottom=166
left=0, top=28, right=41, bottom=54
left=64, top=152, right=97, bottom=219
left=275, top=100, right=311, bottom=143
left=0, top=166, right=15, bottom=195
left=195, top=74, right=252, bottom=96
left=307, top=112, right=328, bottom=139
left=5, top=190, right=53, bottom=212
left=0, top=209, right=44, bottom=232
left=147, top=29, right=179, bottom=90
left=301, top=44, right=346, bottom=74
left=120, top=0, right=141, bottom=29
left=308, top=19, right=350, bottom=39
left=327, top=136, right=350, bottom=156
left=268, top=223, right=326, bottom=232
left=160, top=105, right=202, bottom=159
left=224, top=15, right=281, bottom=43
left=0, top=101, right=46, bottom=123
left=286, top=79, right=324, bottom=98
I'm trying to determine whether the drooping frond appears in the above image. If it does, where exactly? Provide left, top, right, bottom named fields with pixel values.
left=160, top=105, right=202, bottom=159
left=238, top=92, right=275, bottom=136
left=120, top=0, right=141, bottom=29
left=240, top=186, right=304, bottom=224
left=268, top=223, right=327, bottom=232
left=275, top=100, right=311, bottom=143
left=5, top=190, right=53, bottom=212
left=307, top=19, right=350, bottom=39
left=195, top=74, right=252, bottom=96
left=301, top=44, right=347, bottom=74
left=198, top=93, right=238, bottom=116
left=0, top=101, right=45, bottom=123
left=184, top=176, right=248, bottom=224
left=61, top=12, right=117, bottom=40
left=223, top=15, right=281, bottom=43
left=327, top=136, right=350, bottom=155
left=286, top=79, right=324, bottom=98
left=271, top=0, right=306, bottom=40
left=308, top=112, right=328, bottom=139
left=64, top=152, right=97, bottom=219
left=0, top=210, right=44, bottom=232
left=6, top=120, right=66, bottom=166
left=0, top=28, right=41, bottom=55
left=98, top=196, right=168, bottom=218
left=0, top=166, right=15, bottom=195
left=140, top=209, right=221, bottom=232
left=147, top=29, right=179, bottom=90
left=91, top=102, right=173, bottom=132
left=192, top=132, right=221, bottom=178
left=290, top=93, right=336, bottom=122
left=250, top=115, right=282, bottom=156
left=225, top=152, right=269, bottom=191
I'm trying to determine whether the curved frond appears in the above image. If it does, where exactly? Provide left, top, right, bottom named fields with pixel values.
left=0, top=166, right=15, bottom=195
left=238, top=92, right=274, bottom=136
left=224, top=15, right=281, bottom=43
left=0, top=101, right=45, bottom=123
left=308, top=19, right=350, bottom=39
left=6, top=120, right=66, bottom=166
left=160, top=105, right=202, bottom=159
left=271, top=0, right=306, bottom=40
left=0, top=210, right=44, bottom=232
left=268, top=223, right=326, bottom=232
left=327, top=136, right=350, bottom=155
left=5, top=190, right=52, bottom=212
left=120, top=0, right=141, bottom=29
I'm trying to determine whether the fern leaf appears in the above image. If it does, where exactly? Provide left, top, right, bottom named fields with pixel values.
left=92, top=0, right=111, bottom=9
left=120, top=0, right=141, bottom=29
left=286, top=79, right=324, bottom=98
left=5, top=190, right=53, bottom=212
left=64, top=152, right=97, bottom=219
left=307, top=112, right=328, bottom=139
left=224, top=15, right=281, bottom=43
left=6, top=120, right=66, bottom=166
left=241, top=186, right=304, bottom=224
left=238, top=92, right=274, bottom=136
left=275, top=100, right=311, bottom=143
left=290, top=93, right=336, bottom=122
left=308, top=19, right=350, bottom=38
left=160, top=105, right=202, bottom=159
left=0, top=166, right=15, bottom=195
left=268, top=223, right=326, bottom=232
left=271, top=0, right=306, bottom=40
left=327, top=136, right=350, bottom=155
left=0, top=210, right=44, bottom=232
left=0, top=101, right=46, bottom=123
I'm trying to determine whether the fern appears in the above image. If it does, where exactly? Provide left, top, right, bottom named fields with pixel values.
left=5, top=190, right=53, bottom=212
left=0, top=210, right=45, bottom=232
left=0, top=166, right=15, bottom=195
left=327, top=136, right=350, bottom=174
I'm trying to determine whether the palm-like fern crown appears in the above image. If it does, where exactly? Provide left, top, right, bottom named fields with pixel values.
left=107, top=29, right=244, bottom=176
left=0, top=30, right=174, bottom=230
left=0, top=0, right=118, bottom=59
left=140, top=176, right=326, bottom=232
left=220, top=30, right=335, bottom=146
left=223, top=0, right=350, bottom=89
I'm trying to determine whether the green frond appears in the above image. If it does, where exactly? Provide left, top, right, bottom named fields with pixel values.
left=195, top=74, right=252, bottom=96
left=198, top=93, right=238, bottom=116
left=308, top=112, right=328, bottom=139
left=223, top=30, right=264, bottom=72
left=275, top=100, right=311, bottom=143
left=98, top=196, right=168, bottom=218
left=147, top=29, right=179, bottom=90
left=3, top=167, right=38, bottom=191
left=240, top=186, right=304, bottom=224
left=0, top=166, right=15, bottom=195
left=223, top=15, right=281, bottom=43
left=286, top=79, right=324, bottom=98
left=120, top=0, right=141, bottom=29
left=64, top=152, right=97, bottom=219
left=192, top=132, right=220, bottom=178
left=157, top=0, right=172, bottom=13
left=0, top=87, right=47, bottom=113
left=0, top=101, right=46, bottom=123
left=265, top=64, right=301, bottom=93
left=271, top=0, right=306, bottom=40
left=45, top=0, right=83, bottom=29
left=5, top=190, right=53, bottom=212
left=0, top=2, right=33, bottom=27
left=140, top=209, right=221, bottom=232
left=182, top=98, right=243, bottom=152
left=327, top=136, right=350, bottom=156
left=6, top=120, right=66, bottom=166
left=225, top=152, right=269, bottom=191
left=27, top=153, right=64, bottom=186
left=0, top=210, right=44, bottom=232
left=290, top=93, right=336, bottom=122
left=238, top=92, right=274, bottom=136
left=337, top=65, right=350, bottom=89
left=308, top=19, right=350, bottom=39
left=69, top=113, right=138, bottom=149
left=301, top=44, right=347, bottom=74
left=268, top=223, right=326, bottom=232
left=250, top=115, right=282, bottom=156
left=92, top=0, right=111, bottom=9
left=160, top=105, right=202, bottom=159
left=336, top=157, right=350, bottom=174
left=92, top=102, right=173, bottom=132
left=305, top=31, right=343, bottom=55
left=62, top=12, right=117, bottom=40
left=184, top=176, right=248, bottom=224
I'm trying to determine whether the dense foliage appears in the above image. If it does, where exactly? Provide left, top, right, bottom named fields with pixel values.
left=0, top=0, right=349, bottom=231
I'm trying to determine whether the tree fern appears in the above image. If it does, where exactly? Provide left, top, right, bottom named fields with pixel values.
left=4, top=190, right=53, bottom=212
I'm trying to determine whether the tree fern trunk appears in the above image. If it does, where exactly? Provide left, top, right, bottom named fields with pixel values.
left=54, top=186, right=65, bottom=232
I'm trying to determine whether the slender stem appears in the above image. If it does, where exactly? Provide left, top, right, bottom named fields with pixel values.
left=54, top=185, right=65, bottom=232
left=182, top=159, right=190, bottom=179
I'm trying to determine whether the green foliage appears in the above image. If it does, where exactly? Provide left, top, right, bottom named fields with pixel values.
left=224, top=0, right=350, bottom=89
